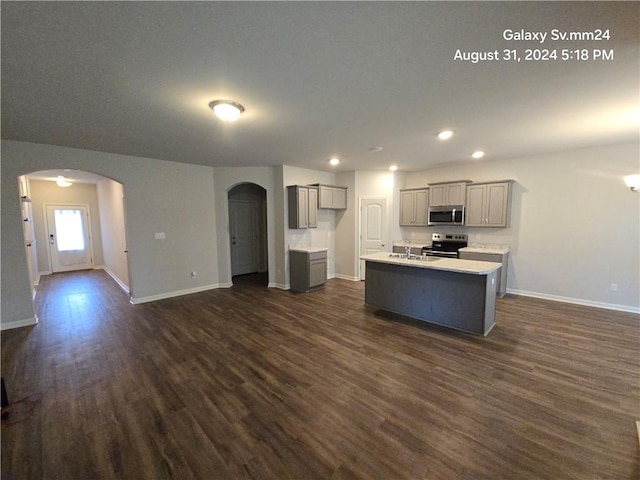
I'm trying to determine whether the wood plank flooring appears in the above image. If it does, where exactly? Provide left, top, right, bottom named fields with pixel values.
left=2, top=270, right=638, bottom=479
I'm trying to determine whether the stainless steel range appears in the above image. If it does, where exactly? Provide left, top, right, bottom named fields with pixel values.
left=422, top=233, right=468, bottom=258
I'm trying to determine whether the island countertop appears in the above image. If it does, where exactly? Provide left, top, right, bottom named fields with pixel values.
left=360, top=252, right=501, bottom=275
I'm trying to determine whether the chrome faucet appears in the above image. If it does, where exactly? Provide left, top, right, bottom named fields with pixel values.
left=405, top=246, right=411, bottom=258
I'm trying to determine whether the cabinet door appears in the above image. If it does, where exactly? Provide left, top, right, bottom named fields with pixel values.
left=288, top=186, right=311, bottom=229
left=298, top=187, right=309, bottom=228
left=429, top=185, right=446, bottom=206
left=447, top=182, right=466, bottom=205
left=465, top=184, right=486, bottom=226
left=308, top=187, right=318, bottom=228
left=332, top=187, right=347, bottom=209
left=414, top=189, right=429, bottom=226
left=485, top=183, right=509, bottom=227
left=309, top=259, right=327, bottom=287
left=465, top=182, right=511, bottom=227
left=399, top=190, right=416, bottom=225
left=318, top=186, right=332, bottom=208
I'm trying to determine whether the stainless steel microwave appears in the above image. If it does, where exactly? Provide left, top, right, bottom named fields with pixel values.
left=427, top=205, right=465, bottom=226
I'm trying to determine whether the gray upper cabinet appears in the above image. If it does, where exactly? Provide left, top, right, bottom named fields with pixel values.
left=287, top=185, right=318, bottom=229
left=428, top=181, right=470, bottom=206
left=314, top=184, right=347, bottom=209
left=399, top=188, right=429, bottom=226
left=465, top=181, right=513, bottom=227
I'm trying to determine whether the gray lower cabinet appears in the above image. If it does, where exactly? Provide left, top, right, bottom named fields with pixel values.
left=364, top=260, right=497, bottom=336
left=458, top=250, right=509, bottom=297
left=289, top=250, right=327, bottom=292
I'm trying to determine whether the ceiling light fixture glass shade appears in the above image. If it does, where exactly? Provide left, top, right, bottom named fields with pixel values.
left=389, top=165, right=398, bottom=171
left=438, top=130, right=454, bottom=140
left=329, top=157, right=340, bottom=166
left=624, top=174, right=640, bottom=192
left=471, top=151, right=485, bottom=159
left=56, top=176, right=72, bottom=187
left=209, top=100, right=245, bottom=122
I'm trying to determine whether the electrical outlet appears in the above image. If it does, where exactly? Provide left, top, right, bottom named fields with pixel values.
left=610, top=283, right=618, bottom=292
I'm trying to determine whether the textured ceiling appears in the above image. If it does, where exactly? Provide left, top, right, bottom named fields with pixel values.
left=2, top=2, right=638, bottom=173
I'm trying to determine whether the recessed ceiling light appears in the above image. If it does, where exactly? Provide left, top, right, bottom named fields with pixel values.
left=208, top=100, right=245, bottom=122
left=329, top=157, right=340, bottom=166
left=471, top=151, right=485, bottom=159
left=389, top=165, right=398, bottom=171
left=438, top=130, right=454, bottom=140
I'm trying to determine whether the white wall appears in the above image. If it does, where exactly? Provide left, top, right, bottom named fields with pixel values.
left=334, top=170, right=402, bottom=280
left=29, top=179, right=105, bottom=274
left=335, top=171, right=357, bottom=280
left=2, top=140, right=220, bottom=329
left=402, top=143, right=640, bottom=311
left=96, top=178, right=129, bottom=291
left=213, top=166, right=278, bottom=287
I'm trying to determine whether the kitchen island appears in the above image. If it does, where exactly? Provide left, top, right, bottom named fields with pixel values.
left=360, top=252, right=501, bottom=336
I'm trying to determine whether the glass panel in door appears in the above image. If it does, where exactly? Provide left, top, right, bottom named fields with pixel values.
left=46, top=205, right=92, bottom=272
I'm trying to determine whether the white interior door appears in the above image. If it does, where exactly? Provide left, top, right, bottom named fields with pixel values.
left=45, top=205, right=93, bottom=272
left=230, top=200, right=260, bottom=276
left=360, top=197, right=388, bottom=280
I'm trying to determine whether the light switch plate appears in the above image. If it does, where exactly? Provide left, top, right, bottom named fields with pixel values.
left=154, top=232, right=166, bottom=240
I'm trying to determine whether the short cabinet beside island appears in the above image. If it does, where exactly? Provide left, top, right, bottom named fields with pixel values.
left=360, top=252, right=501, bottom=336
left=289, top=247, right=328, bottom=293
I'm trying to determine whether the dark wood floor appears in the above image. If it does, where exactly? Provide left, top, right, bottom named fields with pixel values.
left=2, top=270, right=638, bottom=479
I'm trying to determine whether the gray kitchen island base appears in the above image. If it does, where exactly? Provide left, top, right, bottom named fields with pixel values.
left=364, top=261, right=497, bottom=335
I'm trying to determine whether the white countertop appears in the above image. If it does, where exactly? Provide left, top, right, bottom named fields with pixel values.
left=360, top=252, right=501, bottom=275
left=289, top=246, right=328, bottom=254
left=460, top=246, right=510, bottom=255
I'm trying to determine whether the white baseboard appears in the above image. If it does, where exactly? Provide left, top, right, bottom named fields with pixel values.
left=270, top=282, right=289, bottom=289
left=95, top=265, right=130, bottom=294
left=507, top=288, right=640, bottom=314
left=130, top=283, right=230, bottom=304
left=333, top=273, right=361, bottom=282
left=1, top=316, right=38, bottom=331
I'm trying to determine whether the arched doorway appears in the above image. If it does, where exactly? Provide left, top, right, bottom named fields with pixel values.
left=19, top=169, right=131, bottom=298
left=228, top=183, right=268, bottom=286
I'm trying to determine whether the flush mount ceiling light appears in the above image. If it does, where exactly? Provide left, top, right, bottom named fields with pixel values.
left=471, top=151, right=485, bottom=159
left=208, top=100, right=245, bottom=122
left=56, top=176, right=72, bottom=187
left=438, top=130, right=454, bottom=140
left=389, top=165, right=398, bottom=171
left=329, top=157, right=340, bottom=166
left=624, top=174, right=640, bottom=192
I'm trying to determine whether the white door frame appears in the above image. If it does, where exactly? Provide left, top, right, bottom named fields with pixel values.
left=44, top=203, right=95, bottom=273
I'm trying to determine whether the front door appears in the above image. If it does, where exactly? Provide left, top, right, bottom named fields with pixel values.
left=229, top=200, right=260, bottom=276
left=360, top=197, right=388, bottom=280
left=45, top=205, right=93, bottom=272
